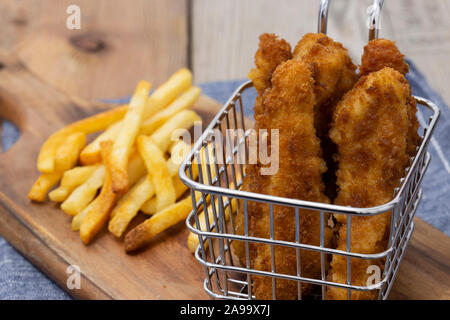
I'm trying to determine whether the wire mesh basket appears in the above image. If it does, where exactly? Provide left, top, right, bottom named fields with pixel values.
left=179, top=0, right=441, bottom=300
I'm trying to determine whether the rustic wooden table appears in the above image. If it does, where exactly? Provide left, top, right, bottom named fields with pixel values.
left=0, top=0, right=448, bottom=104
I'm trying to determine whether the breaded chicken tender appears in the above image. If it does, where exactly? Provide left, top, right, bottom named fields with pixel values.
left=239, top=60, right=332, bottom=299
left=234, top=34, right=292, bottom=262
left=293, top=33, right=357, bottom=140
left=248, top=33, right=292, bottom=118
left=360, top=39, right=409, bottom=76
left=326, top=67, right=412, bottom=300
left=293, top=33, right=357, bottom=199
left=360, top=39, right=420, bottom=157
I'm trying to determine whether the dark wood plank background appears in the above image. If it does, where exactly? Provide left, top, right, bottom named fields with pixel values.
left=0, top=0, right=449, bottom=103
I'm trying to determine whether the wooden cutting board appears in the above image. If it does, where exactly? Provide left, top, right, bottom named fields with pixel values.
left=0, top=53, right=449, bottom=300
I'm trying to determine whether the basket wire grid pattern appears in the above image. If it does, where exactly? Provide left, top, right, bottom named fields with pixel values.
left=180, top=80, right=440, bottom=300
left=180, top=0, right=440, bottom=300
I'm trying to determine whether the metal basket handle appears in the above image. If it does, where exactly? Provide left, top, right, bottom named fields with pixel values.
left=318, top=0, right=384, bottom=40
left=368, top=0, right=384, bottom=40
left=318, top=0, right=330, bottom=34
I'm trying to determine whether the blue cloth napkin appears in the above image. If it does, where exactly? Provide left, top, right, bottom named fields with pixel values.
left=1, top=59, right=449, bottom=299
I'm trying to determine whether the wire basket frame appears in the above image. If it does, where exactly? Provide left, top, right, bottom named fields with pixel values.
left=180, top=80, right=440, bottom=300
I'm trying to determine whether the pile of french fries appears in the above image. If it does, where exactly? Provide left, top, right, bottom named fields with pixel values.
left=27, top=68, right=233, bottom=253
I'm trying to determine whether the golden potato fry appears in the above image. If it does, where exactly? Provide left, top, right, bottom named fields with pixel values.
left=37, top=104, right=127, bottom=173
left=71, top=199, right=93, bottom=231
left=49, top=165, right=99, bottom=202
left=37, top=133, right=67, bottom=174
left=108, top=177, right=155, bottom=237
left=127, top=151, right=147, bottom=186
left=48, top=187, right=73, bottom=203
left=166, top=140, right=192, bottom=176
left=150, top=110, right=201, bottom=152
left=124, top=195, right=193, bottom=252
left=138, top=136, right=176, bottom=212
left=187, top=197, right=237, bottom=253
left=140, top=87, right=201, bottom=135
left=187, top=172, right=241, bottom=253
left=109, top=81, right=152, bottom=193
left=72, top=153, right=145, bottom=231
left=60, top=165, right=106, bottom=216
left=80, top=121, right=122, bottom=165
left=80, top=141, right=117, bottom=244
left=140, top=176, right=186, bottom=215
left=61, top=165, right=100, bottom=187
left=28, top=172, right=62, bottom=202
left=143, top=68, right=192, bottom=119
left=54, top=132, right=86, bottom=172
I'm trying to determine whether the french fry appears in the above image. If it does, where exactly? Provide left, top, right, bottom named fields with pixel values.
left=72, top=152, right=146, bottom=231
left=150, top=110, right=201, bottom=152
left=80, top=121, right=122, bottom=165
left=187, top=172, right=241, bottom=253
left=37, top=105, right=127, bottom=173
left=37, top=133, right=67, bottom=174
left=108, top=177, right=155, bottom=237
left=28, top=172, right=63, bottom=202
left=60, top=165, right=100, bottom=187
left=138, top=136, right=176, bottom=212
left=71, top=199, right=93, bottom=231
left=127, top=151, right=147, bottom=186
left=143, top=68, right=192, bottom=119
left=60, top=165, right=106, bottom=216
left=124, top=195, right=193, bottom=252
left=49, top=165, right=99, bottom=202
left=141, top=143, right=212, bottom=214
left=141, top=157, right=199, bottom=215
left=140, top=87, right=201, bottom=135
left=140, top=176, right=186, bottom=215
left=80, top=141, right=117, bottom=244
left=54, top=132, right=86, bottom=172
left=166, top=140, right=192, bottom=176
left=187, top=198, right=237, bottom=253
left=109, top=81, right=151, bottom=193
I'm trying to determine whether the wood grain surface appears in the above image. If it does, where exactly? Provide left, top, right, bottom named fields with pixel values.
left=0, top=53, right=448, bottom=299
left=0, top=0, right=188, bottom=100
left=0, top=53, right=209, bottom=299
left=0, top=0, right=448, bottom=106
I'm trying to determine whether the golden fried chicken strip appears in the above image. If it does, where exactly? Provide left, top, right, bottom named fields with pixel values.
left=239, top=60, right=331, bottom=299
left=233, top=33, right=292, bottom=262
left=248, top=33, right=292, bottom=117
left=293, top=33, right=357, bottom=199
left=293, top=33, right=357, bottom=139
left=360, top=39, right=409, bottom=76
left=326, top=67, right=411, bottom=300
left=360, top=39, right=420, bottom=157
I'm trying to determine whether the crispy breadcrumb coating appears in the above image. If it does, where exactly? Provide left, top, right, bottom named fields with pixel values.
left=239, top=60, right=332, bottom=299
left=293, top=33, right=357, bottom=199
left=248, top=33, right=292, bottom=118
left=326, top=67, right=411, bottom=300
left=360, top=39, right=420, bottom=158
left=360, top=39, right=409, bottom=76
left=234, top=34, right=292, bottom=263
left=248, top=33, right=293, bottom=96
left=293, top=33, right=357, bottom=139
